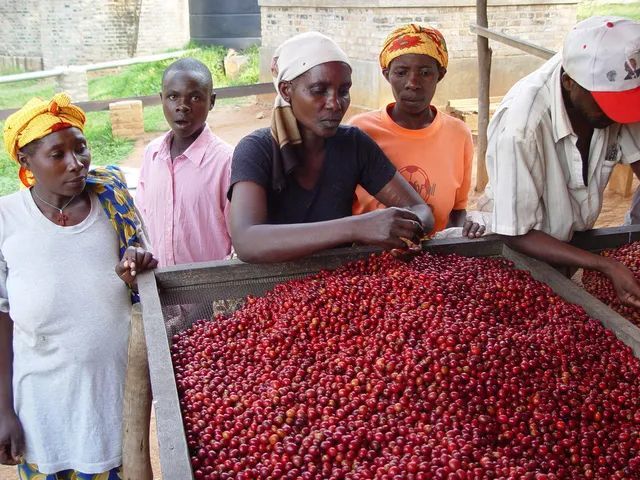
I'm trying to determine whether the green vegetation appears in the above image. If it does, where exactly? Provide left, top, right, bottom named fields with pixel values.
left=0, top=139, right=21, bottom=196
left=83, top=111, right=135, bottom=167
left=0, top=45, right=259, bottom=196
left=143, top=105, right=168, bottom=132
left=578, top=1, right=640, bottom=20
left=0, top=79, right=55, bottom=110
left=0, top=44, right=260, bottom=110
left=0, top=111, right=134, bottom=196
left=89, top=44, right=260, bottom=100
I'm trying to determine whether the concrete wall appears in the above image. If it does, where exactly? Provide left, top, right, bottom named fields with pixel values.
left=0, top=0, right=189, bottom=71
left=258, top=0, right=577, bottom=109
left=137, top=0, right=191, bottom=56
left=0, top=0, right=44, bottom=71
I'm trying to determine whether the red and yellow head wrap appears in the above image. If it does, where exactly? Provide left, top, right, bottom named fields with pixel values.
left=3, top=92, right=86, bottom=187
left=379, top=24, right=449, bottom=70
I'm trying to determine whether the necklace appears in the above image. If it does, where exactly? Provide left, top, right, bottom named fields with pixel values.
left=31, top=188, right=78, bottom=226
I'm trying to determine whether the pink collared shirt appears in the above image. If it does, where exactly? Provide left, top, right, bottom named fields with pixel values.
left=136, top=124, right=233, bottom=267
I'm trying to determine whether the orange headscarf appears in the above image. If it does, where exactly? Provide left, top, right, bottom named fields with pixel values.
left=3, top=92, right=86, bottom=187
left=379, top=24, right=449, bottom=70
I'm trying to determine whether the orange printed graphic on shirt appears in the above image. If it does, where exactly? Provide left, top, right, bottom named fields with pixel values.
left=400, top=165, right=435, bottom=201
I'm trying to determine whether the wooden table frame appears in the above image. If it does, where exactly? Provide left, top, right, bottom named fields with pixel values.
left=138, top=226, right=640, bottom=479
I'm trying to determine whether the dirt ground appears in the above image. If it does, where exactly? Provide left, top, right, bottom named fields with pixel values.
left=0, top=100, right=636, bottom=480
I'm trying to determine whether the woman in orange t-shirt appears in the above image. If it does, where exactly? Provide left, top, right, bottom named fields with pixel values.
left=351, top=24, right=485, bottom=237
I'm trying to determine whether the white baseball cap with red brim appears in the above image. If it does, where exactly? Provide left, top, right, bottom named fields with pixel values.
left=562, top=16, right=640, bottom=124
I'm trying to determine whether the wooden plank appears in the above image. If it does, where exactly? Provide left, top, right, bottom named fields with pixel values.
left=446, top=97, right=502, bottom=112
left=155, top=246, right=381, bottom=290
left=155, top=237, right=505, bottom=291
left=424, top=234, right=503, bottom=256
left=475, top=1, right=491, bottom=193
left=122, top=303, right=153, bottom=480
left=470, top=23, right=555, bottom=60
left=152, top=226, right=640, bottom=300
left=503, top=245, right=640, bottom=357
left=138, top=272, right=193, bottom=480
left=0, top=82, right=274, bottom=119
left=570, top=224, right=640, bottom=252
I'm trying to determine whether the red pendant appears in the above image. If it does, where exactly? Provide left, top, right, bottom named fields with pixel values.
left=57, top=212, right=69, bottom=226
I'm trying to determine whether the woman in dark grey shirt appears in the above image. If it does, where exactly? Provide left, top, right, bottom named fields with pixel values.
left=228, top=32, right=434, bottom=263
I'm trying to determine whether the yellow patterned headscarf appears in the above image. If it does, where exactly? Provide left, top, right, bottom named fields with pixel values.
left=379, top=24, right=448, bottom=70
left=3, top=92, right=86, bottom=187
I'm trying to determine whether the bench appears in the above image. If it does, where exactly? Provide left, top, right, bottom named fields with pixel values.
left=445, top=96, right=503, bottom=134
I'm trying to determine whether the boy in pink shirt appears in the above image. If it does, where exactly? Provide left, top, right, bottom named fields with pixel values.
left=136, top=58, right=233, bottom=266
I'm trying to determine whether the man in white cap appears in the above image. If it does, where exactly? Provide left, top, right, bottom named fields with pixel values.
left=485, top=16, right=640, bottom=307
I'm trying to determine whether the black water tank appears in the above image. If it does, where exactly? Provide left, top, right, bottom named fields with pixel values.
left=189, top=0, right=261, bottom=50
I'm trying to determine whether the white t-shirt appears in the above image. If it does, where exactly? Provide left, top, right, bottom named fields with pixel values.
left=0, top=190, right=131, bottom=474
left=486, top=54, right=640, bottom=241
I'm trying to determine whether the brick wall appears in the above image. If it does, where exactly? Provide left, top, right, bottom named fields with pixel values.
left=0, top=0, right=189, bottom=71
left=0, top=0, right=43, bottom=70
left=258, top=0, right=578, bottom=108
left=136, top=0, right=190, bottom=56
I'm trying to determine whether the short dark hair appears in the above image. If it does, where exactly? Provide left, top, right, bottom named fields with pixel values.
left=162, top=58, right=213, bottom=91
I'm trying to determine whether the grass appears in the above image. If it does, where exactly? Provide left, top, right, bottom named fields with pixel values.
left=83, top=111, right=135, bottom=167
left=143, top=105, right=168, bottom=132
left=0, top=44, right=260, bottom=109
left=0, top=44, right=259, bottom=196
left=0, top=145, right=20, bottom=196
left=88, top=44, right=260, bottom=100
left=0, top=79, right=56, bottom=111
left=577, top=1, right=640, bottom=20
left=0, top=111, right=135, bottom=196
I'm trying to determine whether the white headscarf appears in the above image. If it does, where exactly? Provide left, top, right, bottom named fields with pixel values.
left=268, top=32, right=351, bottom=192
left=271, top=31, right=351, bottom=108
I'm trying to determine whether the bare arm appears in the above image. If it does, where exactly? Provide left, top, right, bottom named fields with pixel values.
left=504, top=230, right=640, bottom=308
left=230, top=179, right=427, bottom=263
left=0, top=312, right=24, bottom=465
left=374, top=172, right=434, bottom=232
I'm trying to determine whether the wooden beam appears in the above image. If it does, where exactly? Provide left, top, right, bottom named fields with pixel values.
left=470, top=24, right=555, bottom=60
left=138, top=272, right=193, bottom=480
left=571, top=224, right=640, bottom=251
left=122, top=304, right=153, bottom=480
left=475, top=1, right=491, bottom=193
left=0, top=82, right=274, bottom=120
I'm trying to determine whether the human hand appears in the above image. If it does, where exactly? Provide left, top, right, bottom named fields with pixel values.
left=116, top=246, right=158, bottom=287
left=390, top=240, right=423, bottom=261
left=462, top=219, right=486, bottom=238
left=0, top=409, right=24, bottom=465
left=603, top=259, right=640, bottom=308
left=354, top=207, right=424, bottom=249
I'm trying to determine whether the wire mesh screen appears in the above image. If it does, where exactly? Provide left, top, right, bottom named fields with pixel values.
left=156, top=271, right=326, bottom=340
left=141, top=258, right=377, bottom=480
left=151, top=241, right=505, bottom=341
left=140, top=234, right=640, bottom=480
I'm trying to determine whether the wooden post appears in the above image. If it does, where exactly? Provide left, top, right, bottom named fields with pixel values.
left=476, top=0, right=492, bottom=192
left=122, top=303, right=153, bottom=480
